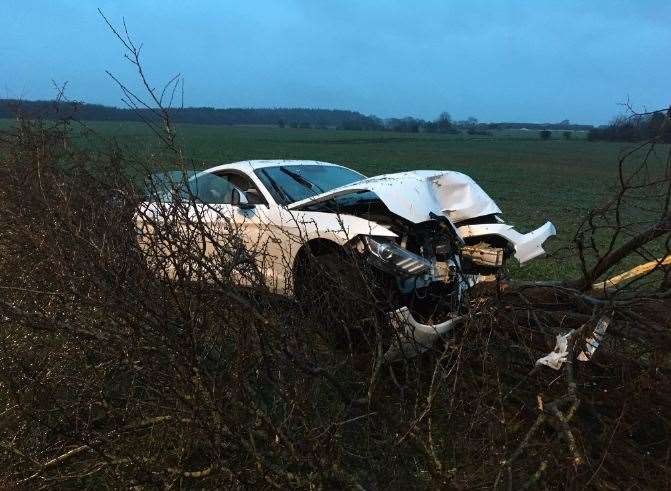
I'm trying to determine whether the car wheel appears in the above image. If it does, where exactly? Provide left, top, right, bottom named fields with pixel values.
left=295, top=251, right=386, bottom=351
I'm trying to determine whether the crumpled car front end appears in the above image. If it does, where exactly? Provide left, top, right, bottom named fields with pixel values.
left=289, top=169, right=556, bottom=358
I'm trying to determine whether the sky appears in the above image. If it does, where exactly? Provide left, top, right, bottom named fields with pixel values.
left=2, top=0, right=670, bottom=125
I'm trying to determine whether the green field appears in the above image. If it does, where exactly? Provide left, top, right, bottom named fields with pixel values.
left=4, top=119, right=665, bottom=280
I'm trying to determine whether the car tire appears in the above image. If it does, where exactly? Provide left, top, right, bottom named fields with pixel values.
left=294, top=251, right=385, bottom=351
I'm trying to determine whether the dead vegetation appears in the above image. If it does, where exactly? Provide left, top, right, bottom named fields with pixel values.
left=0, top=102, right=668, bottom=489
left=0, top=21, right=670, bottom=488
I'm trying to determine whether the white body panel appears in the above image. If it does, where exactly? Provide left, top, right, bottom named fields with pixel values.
left=139, top=203, right=396, bottom=293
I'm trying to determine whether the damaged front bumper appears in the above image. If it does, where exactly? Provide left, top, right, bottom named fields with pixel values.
left=457, top=221, right=556, bottom=264
left=384, top=307, right=465, bottom=361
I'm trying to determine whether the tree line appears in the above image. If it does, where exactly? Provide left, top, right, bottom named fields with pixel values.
left=1, top=99, right=594, bottom=134
left=0, top=99, right=378, bottom=129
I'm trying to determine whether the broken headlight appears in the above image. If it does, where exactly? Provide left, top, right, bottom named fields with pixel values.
left=363, top=236, right=431, bottom=276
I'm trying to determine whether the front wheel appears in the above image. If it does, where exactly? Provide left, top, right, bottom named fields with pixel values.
left=294, top=251, right=393, bottom=352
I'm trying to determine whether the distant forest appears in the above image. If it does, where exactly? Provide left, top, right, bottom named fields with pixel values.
left=0, top=99, right=383, bottom=129
left=0, top=98, right=594, bottom=133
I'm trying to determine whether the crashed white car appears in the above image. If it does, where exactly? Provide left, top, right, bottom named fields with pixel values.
left=141, top=160, right=555, bottom=356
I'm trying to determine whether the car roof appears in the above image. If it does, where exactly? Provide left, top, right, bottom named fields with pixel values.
left=202, top=159, right=344, bottom=174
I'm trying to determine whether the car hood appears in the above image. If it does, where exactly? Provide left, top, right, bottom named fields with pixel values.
left=286, top=170, right=502, bottom=224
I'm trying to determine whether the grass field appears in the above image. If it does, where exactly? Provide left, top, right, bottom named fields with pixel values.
left=4, top=119, right=666, bottom=280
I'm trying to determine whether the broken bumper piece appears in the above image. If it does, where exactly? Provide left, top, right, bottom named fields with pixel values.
left=457, top=221, right=556, bottom=264
left=384, top=307, right=465, bottom=362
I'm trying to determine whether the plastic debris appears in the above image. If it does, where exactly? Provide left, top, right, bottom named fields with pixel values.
left=536, top=331, right=573, bottom=370
left=578, top=315, right=610, bottom=362
left=384, top=307, right=464, bottom=361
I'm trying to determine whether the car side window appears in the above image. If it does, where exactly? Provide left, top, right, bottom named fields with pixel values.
left=215, top=172, right=267, bottom=205
left=186, top=173, right=239, bottom=204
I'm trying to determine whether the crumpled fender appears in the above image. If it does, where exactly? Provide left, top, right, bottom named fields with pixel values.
left=457, top=221, right=556, bottom=264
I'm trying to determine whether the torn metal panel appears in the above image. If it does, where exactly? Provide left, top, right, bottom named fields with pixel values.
left=288, top=170, right=502, bottom=223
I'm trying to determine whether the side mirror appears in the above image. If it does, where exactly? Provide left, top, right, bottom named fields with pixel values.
left=231, top=188, right=254, bottom=209
left=244, top=188, right=263, bottom=204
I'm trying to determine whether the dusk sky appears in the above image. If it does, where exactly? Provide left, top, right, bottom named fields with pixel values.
left=2, top=0, right=669, bottom=124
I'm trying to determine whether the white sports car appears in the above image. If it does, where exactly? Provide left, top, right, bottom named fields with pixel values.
left=140, top=160, right=555, bottom=357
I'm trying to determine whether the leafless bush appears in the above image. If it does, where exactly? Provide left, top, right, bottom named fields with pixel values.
left=0, top=18, right=669, bottom=488
left=0, top=115, right=375, bottom=488
left=1, top=108, right=669, bottom=489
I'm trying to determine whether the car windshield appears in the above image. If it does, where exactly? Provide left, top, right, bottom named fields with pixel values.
left=254, top=164, right=366, bottom=204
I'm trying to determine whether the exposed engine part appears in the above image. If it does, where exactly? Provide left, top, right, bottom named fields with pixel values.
left=433, top=261, right=451, bottom=281
left=461, top=242, right=504, bottom=267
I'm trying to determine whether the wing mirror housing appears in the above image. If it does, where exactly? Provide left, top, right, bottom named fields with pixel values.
left=232, top=188, right=255, bottom=209
left=244, top=188, right=264, bottom=205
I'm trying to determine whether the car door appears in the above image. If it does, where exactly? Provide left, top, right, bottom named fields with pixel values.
left=178, top=172, right=253, bottom=284
left=193, top=171, right=287, bottom=291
